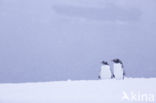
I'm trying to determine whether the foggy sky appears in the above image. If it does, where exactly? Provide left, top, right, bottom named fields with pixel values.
left=0, top=0, right=156, bottom=83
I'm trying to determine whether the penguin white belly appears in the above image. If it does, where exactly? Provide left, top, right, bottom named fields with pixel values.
left=100, top=65, right=112, bottom=79
left=113, top=64, right=124, bottom=80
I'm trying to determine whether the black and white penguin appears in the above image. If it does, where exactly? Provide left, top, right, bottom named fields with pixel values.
left=98, top=61, right=112, bottom=79
left=112, top=59, right=125, bottom=80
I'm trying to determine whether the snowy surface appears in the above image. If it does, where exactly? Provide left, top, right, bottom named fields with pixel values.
left=0, top=78, right=156, bottom=103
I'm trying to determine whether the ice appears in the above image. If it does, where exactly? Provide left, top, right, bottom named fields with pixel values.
left=0, top=78, right=156, bottom=103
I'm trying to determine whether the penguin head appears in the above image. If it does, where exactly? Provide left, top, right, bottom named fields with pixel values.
left=112, top=58, right=122, bottom=64
left=112, top=58, right=124, bottom=68
left=101, top=61, right=108, bottom=65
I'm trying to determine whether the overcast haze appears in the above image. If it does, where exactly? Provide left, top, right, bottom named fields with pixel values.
left=0, top=0, right=156, bottom=83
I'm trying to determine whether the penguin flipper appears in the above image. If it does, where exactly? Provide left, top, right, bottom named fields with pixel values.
left=98, top=75, right=101, bottom=79
left=123, top=70, right=126, bottom=76
left=112, top=74, right=115, bottom=78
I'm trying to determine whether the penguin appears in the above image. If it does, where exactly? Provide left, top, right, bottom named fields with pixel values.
left=98, top=61, right=112, bottom=79
left=112, top=59, right=125, bottom=80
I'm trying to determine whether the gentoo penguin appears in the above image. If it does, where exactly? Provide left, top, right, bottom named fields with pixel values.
left=98, top=61, right=112, bottom=79
left=112, top=59, right=125, bottom=80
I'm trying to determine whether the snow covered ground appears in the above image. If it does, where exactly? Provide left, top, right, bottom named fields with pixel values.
left=0, top=78, right=156, bottom=103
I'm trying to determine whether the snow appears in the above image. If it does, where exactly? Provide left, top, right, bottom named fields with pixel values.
left=0, top=78, right=156, bottom=103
